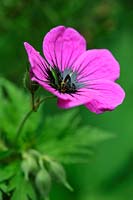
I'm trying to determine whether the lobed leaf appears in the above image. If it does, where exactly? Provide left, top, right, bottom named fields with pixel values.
left=0, top=182, right=8, bottom=193
left=0, top=77, right=114, bottom=165
left=8, top=172, right=36, bottom=200
left=0, top=77, right=40, bottom=143
left=0, top=163, right=17, bottom=182
left=0, top=191, right=2, bottom=200
left=36, top=111, right=114, bottom=164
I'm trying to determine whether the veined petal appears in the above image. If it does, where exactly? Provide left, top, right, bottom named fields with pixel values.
left=57, top=88, right=93, bottom=108
left=31, top=76, right=75, bottom=101
left=24, top=42, right=48, bottom=81
left=43, top=26, right=86, bottom=71
left=24, top=27, right=125, bottom=114
left=24, top=42, right=85, bottom=101
left=85, top=80, right=125, bottom=114
left=57, top=80, right=125, bottom=113
left=73, top=49, right=120, bottom=82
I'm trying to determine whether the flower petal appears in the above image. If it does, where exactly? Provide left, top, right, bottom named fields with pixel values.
left=73, top=49, right=120, bottom=82
left=57, top=88, right=92, bottom=108
left=57, top=98, right=83, bottom=109
left=24, top=42, right=48, bottom=81
left=43, top=26, right=86, bottom=71
left=57, top=80, right=125, bottom=113
left=24, top=42, right=83, bottom=101
left=85, top=80, right=125, bottom=114
left=30, top=75, right=76, bottom=101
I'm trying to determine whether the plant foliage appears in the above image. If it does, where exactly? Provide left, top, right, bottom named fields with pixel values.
left=0, top=77, right=114, bottom=199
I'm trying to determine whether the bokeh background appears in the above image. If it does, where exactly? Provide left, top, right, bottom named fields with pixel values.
left=0, top=0, right=133, bottom=199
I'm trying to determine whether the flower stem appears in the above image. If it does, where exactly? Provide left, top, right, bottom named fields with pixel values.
left=37, top=95, right=55, bottom=109
left=15, top=109, right=33, bottom=143
left=31, top=92, right=35, bottom=110
left=14, top=95, right=55, bottom=144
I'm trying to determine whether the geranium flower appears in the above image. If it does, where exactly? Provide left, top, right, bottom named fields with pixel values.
left=24, top=26, right=125, bottom=114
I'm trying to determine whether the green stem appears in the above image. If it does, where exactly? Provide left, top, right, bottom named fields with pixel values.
left=15, top=95, right=55, bottom=143
left=15, top=109, right=33, bottom=143
left=31, top=92, right=35, bottom=110
left=37, top=95, right=55, bottom=109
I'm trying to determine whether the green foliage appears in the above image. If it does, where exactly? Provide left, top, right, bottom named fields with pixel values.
left=0, top=77, right=39, bottom=144
left=36, top=111, right=114, bottom=163
left=0, top=182, right=8, bottom=194
left=0, top=77, right=113, bottom=159
left=0, top=191, right=2, bottom=200
left=8, top=172, right=36, bottom=200
left=0, top=77, right=114, bottom=199
left=46, top=160, right=73, bottom=191
left=0, top=163, right=17, bottom=182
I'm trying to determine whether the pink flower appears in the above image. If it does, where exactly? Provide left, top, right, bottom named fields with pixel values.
left=24, top=26, right=125, bottom=114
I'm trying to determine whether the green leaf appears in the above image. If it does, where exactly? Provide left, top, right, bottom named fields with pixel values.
left=0, top=182, right=8, bottom=193
left=0, top=77, right=40, bottom=143
left=9, top=172, right=36, bottom=200
left=0, top=163, right=17, bottom=182
left=0, top=77, right=114, bottom=165
left=37, top=109, right=78, bottom=142
left=36, top=110, right=114, bottom=164
left=0, top=191, right=2, bottom=200
left=0, top=150, right=12, bottom=161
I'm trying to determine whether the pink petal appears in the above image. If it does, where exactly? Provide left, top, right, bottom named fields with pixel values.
left=73, top=49, right=120, bottom=82
left=24, top=42, right=83, bottom=101
left=31, top=76, right=75, bottom=101
left=57, top=98, right=84, bottom=109
left=43, top=26, right=86, bottom=71
left=85, top=80, right=125, bottom=114
left=57, top=80, right=125, bottom=113
left=24, top=42, right=48, bottom=81
left=57, top=88, right=93, bottom=108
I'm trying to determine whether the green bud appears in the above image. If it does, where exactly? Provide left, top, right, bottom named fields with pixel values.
left=21, top=152, right=38, bottom=180
left=47, top=160, right=73, bottom=191
left=28, top=149, right=41, bottom=159
left=23, top=70, right=39, bottom=93
left=30, top=81, right=39, bottom=93
left=35, top=168, right=51, bottom=197
left=0, top=140, right=8, bottom=151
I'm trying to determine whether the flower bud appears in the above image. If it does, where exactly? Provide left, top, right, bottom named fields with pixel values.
left=0, top=140, right=8, bottom=151
left=47, top=160, right=73, bottom=191
left=23, top=69, right=39, bottom=93
left=21, top=152, right=38, bottom=180
left=35, top=168, right=51, bottom=197
left=28, top=149, right=41, bottom=159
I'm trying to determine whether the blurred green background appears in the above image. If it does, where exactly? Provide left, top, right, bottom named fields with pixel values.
left=0, top=0, right=133, bottom=199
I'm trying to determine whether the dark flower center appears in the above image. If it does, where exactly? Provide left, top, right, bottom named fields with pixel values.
left=47, top=67, right=81, bottom=94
